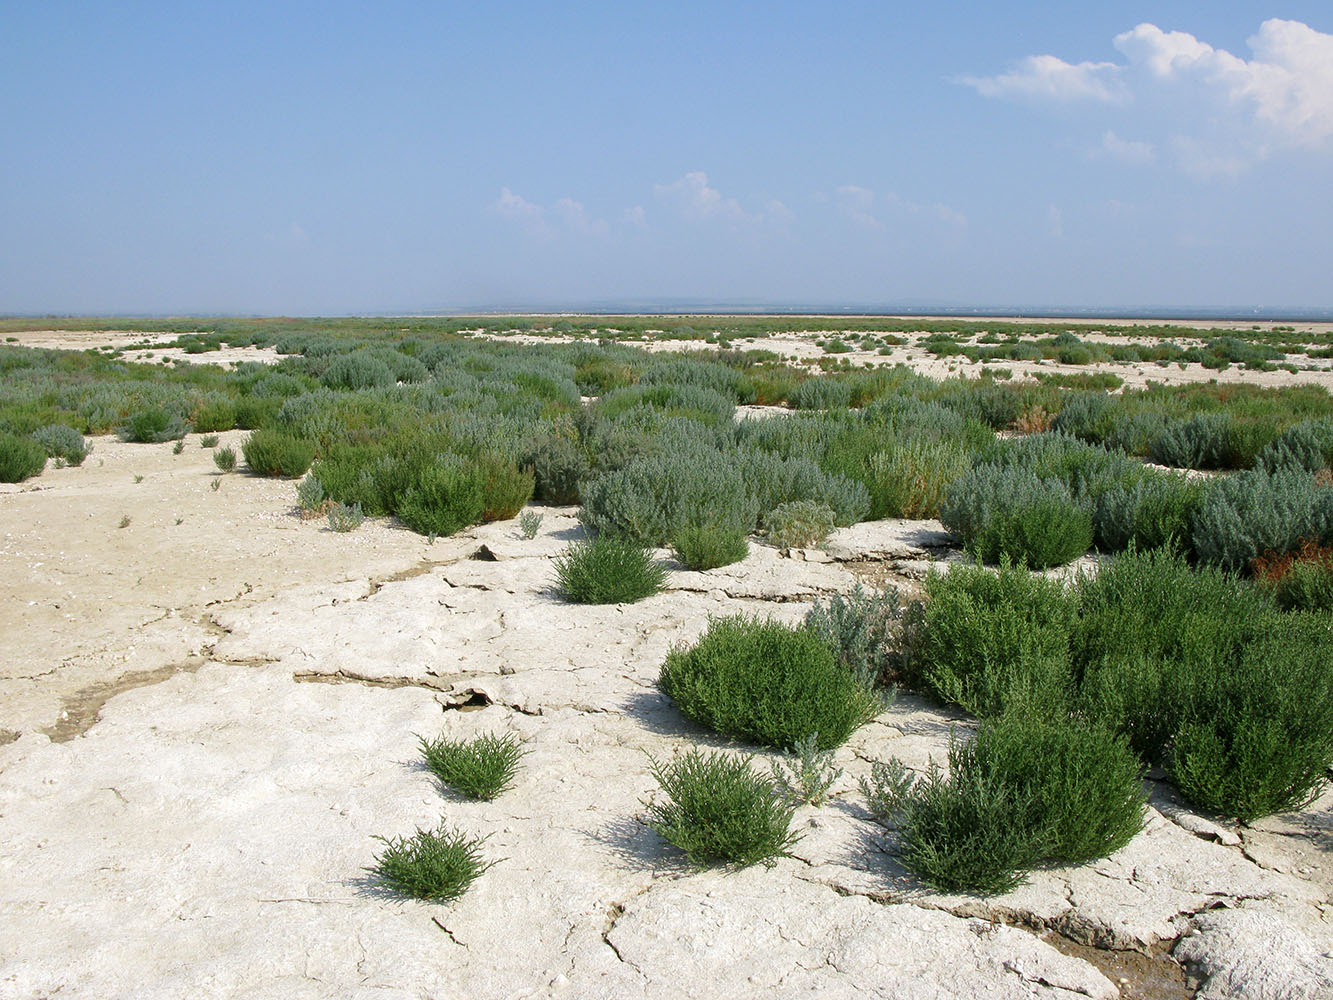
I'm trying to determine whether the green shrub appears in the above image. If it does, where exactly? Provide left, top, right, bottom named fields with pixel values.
left=866, top=439, right=972, bottom=519
left=396, top=456, right=485, bottom=537
left=871, top=712, right=1144, bottom=894
left=368, top=823, right=495, bottom=902
left=792, top=377, right=853, bottom=410
left=296, top=474, right=325, bottom=513
left=120, top=406, right=187, bottom=443
left=1150, top=413, right=1232, bottom=469
left=213, top=446, right=237, bottom=473
left=531, top=435, right=589, bottom=505
left=658, top=615, right=883, bottom=751
left=764, top=499, right=835, bottom=549
left=804, top=585, right=903, bottom=686
left=242, top=428, right=315, bottom=478
left=580, top=452, right=757, bottom=547
left=321, top=352, right=396, bottom=391
left=941, top=465, right=1093, bottom=568
left=190, top=396, right=237, bottom=432
left=31, top=424, right=89, bottom=466
left=554, top=535, right=666, bottom=604
left=0, top=434, right=47, bottom=482
left=475, top=454, right=534, bottom=522
left=916, top=563, right=1076, bottom=718
left=1191, top=467, right=1333, bottom=571
left=327, top=501, right=365, bottom=532
left=519, top=509, right=543, bottom=539
left=770, top=733, right=843, bottom=807
left=671, top=522, right=749, bottom=570
left=1051, top=392, right=1115, bottom=443
left=199, top=434, right=220, bottom=448
left=1094, top=472, right=1210, bottom=553
left=419, top=732, right=525, bottom=800
left=645, top=749, right=800, bottom=867
left=1169, top=620, right=1333, bottom=821
left=1256, top=419, right=1333, bottom=473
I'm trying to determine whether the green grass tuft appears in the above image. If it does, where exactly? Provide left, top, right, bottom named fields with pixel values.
left=367, top=823, right=495, bottom=902
left=419, top=732, right=525, bottom=801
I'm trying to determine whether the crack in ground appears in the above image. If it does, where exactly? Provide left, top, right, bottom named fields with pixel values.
left=432, top=915, right=469, bottom=949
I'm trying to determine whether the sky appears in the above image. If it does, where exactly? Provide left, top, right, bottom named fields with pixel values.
left=2, top=2, right=1331, bottom=315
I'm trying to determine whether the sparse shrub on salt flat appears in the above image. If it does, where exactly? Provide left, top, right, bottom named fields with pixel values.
left=646, top=749, right=800, bottom=868
left=326, top=500, right=365, bottom=532
left=519, top=509, right=543, bottom=539
left=367, top=823, right=495, bottom=902
left=419, top=732, right=526, bottom=801
left=31, top=424, right=89, bottom=466
left=213, top=446, right=237, bottom=473
left=671, top=521, right=749, bottom=570
left=554, top=535, right=665, bottom=604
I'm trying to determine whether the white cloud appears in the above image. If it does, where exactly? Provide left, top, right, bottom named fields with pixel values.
left=835, top=185, right=882, bottom=230
left=492, top=188, right=611, bottom=239
left=1046, top=204, right=1064, bottom=239
left=653, top=171, right=755, bottom=224
left=837, top=186, right=967, bottom=231
left=1094, top=130, right=1156, bottom=164
left=963, top=18, right=1333, bottom=162
left=960, top=54, right=1127, bottom=103
left=553, top=197, right=610, bottom=238
left=765, top=199, right=795, bottom=225
left=621, top=205, right=647, bottom=227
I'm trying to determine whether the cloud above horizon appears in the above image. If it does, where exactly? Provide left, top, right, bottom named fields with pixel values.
left=962, top=18, right=1333, bottom=174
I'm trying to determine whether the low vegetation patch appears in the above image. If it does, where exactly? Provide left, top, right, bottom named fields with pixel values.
left=646, top=749, right=800, bottom=867
left=367, top=823, right=495, bottom=902
left=658, top=615, right=883, bottom=751
left=419, top=732, right=525, bottom=800
left=554, top=535, right=666, bottom=604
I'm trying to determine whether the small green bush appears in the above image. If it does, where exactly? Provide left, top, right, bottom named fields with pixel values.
left=199, top=434, right=220, bottom=448
left=213, top=446, right=237, bottom=473
left=0, top=434, right=47, bottom=482
left=419, top=732, right=525, bottom=800
left=32, top=424, right=89, bottom=466
left=770, top=733, right=843, bottom=807
left=1150, top=413, right=1232, bottom=469
left=327, top=500, right=365, bottom=532
left=531, top=435, right=589, bottom=505
left=1168, top=621, right=1333, bottom=821
left=1257, top=419, right=1333, bottom=474
left=658, top=615, right=883, bottom=751
left=671, top=522, right=749, bottom=570
left=519, top=509, right=543, bottom=539
left=804, top=585, right=903, bottom=686
left=368, top=823, right=495, bottom=902
left=871, top=712, right=1144, bottom=894
left=866, top=439, right=972, bottom=519
left=554, top=535, right=666, bottom=604
left=645, top=749, right=800, bottom=867
left=120, top=406, right=187, bottom=443
left=475, top=454, right=534, bottom=522
left=764, top=499, right=835, bottom=549
left=242, top=429, right=315, bottom=478
left=941, top=465, right=1093, bottom=568
left=396, top=457, right=485, bottom=537
left=321, top=352, right=396, bottom=391
left=296, top=474, right=325, bottom=513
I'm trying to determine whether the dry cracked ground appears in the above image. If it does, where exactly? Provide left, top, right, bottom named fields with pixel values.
left=2, top=434, right=1333, bottom=999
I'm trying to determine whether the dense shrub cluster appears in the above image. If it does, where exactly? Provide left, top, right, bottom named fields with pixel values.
left=907, top=552, right=1333, bottom=823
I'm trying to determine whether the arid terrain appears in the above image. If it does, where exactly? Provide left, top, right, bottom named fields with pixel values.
left=2, top=324, right=1332, bottom=999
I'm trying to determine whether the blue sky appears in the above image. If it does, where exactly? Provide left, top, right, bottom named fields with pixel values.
left=2, top=2, right=1331, bottom=314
